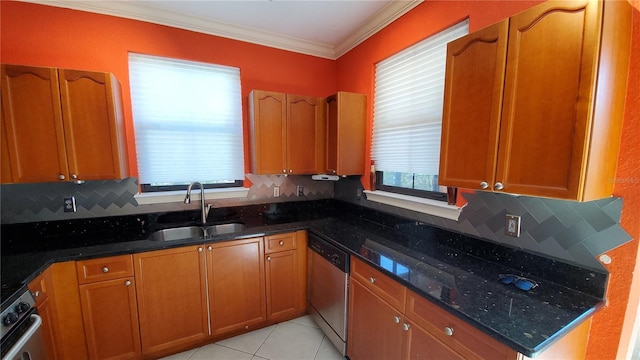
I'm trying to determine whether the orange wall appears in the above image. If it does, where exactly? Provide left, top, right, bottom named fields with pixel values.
left=336, top=1, right=640, bottom=359
left=0, top=1, right=337, bottom=176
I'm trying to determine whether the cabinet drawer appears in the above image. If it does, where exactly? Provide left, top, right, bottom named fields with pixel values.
left=406, top=291, right=516, bottom=360
left=351, top=257, right=406, bottom=312
left=76, top=255, right=134, bottom=284
left=265, top=233, right=296, bottom=254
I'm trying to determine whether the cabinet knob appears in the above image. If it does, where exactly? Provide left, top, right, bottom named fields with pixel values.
left=369, top=277, right=376, bottom=284
left=402, top=323, right=410, bottom=331
left=32, top=291, right=40, bottom=298
left=198, top=247, right=203, bottom=252
left=71, top=173, right=78, bottom=179
left=494, top=182, right=504, bottom=191
left=279, top=240, right=284, bottom=246
left=267, top=256, right=271, bottom=261
left=58, top=174, right=66, bottom=180
left=289, top=169, right=293, bottom=173
left=102, top=266, right=109, bottom=273
left=282, top=169, right=287, bottom=174
left=125, top=280, right=131, bottom=286
left=393, top=316, right=401, bottom=324
left=444, top=327, right=454, bottom=336
left=208, top=246, right=213, bottom=251
left=479, top=181, right=489, bottom=189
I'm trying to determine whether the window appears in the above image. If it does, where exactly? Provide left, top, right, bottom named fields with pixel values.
left=371, top=20, right=469, bottom=201
left=129, top=53, right=244, bottom=192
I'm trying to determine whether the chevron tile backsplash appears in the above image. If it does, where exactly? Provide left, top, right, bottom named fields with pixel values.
left=334, top=177, right=631, bottom=270
left=0, top=175, right=333, bottom=224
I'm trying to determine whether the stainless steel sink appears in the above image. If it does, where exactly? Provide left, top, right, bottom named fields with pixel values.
left=149, top=223, right=247, bottom=241
left=148, top=226, right=205, bottom=241
left=205, top=223, right=246, bottom=236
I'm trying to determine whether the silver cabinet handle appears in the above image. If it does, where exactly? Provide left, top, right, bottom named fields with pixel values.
left=32, top=291, right=40, bottom=298
left=494, top=182, right=504, bottom=191
left=58, top=174, right=66, bottom=180
left=289, top=169, right=293, bottom=173
left=393, top=316, right=401, bottom=324
left=369, top=277, right=376, bottom=284
left=102, top=267, right=109, bottom=273
left=208, top=246, right=213, bottom=251
left=279, top=240, right=284, bottom=246
left=282, top=169, right=287, bottom=173
left=71, top=173, right=78, bottom=179
left=267, top=256, right=271, bottom=261
left=198, top=247, right=203, bottom=252
left=402, top=323, right=410, bottom=331
left=480, top=181, right=489, bottom=189
left=125, top=280, right=131, bottom=286
left=444, top=327, right=454, bottom=336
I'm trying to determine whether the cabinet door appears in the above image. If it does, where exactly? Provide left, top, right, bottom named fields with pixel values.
left=265, top=249, right=299, bottom=321
left=287, top=95, right=323, bottom=174
left=347, top=279, right=403, bottom=360
left=134, top=245, right=208, bottom=356
left=59, top=69, right=126, bottom=181
left=207, top=238, right=266, bottom=336
left=403, top=321, right=466, bottom=360
left=249, top=90, right=287, bottom=174
left=326, top=92, right=365, bottom=175
left=1, top=64, right=68, bottom=183
left=439, top=21, right=508, bottom=191
left=496, top=0, right=600, bottom=198
left=79, top=277, right=141, bottom=360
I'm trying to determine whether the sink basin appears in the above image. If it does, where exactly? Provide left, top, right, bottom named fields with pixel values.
left=149, top=223, right=247, bottom=241
left=148, top=226, right=205, bottom=241
left=205, top=223, right=247, bottom=236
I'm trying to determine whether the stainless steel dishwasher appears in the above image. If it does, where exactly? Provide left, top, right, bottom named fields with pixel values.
left=308, top=233, right=349, bottom=355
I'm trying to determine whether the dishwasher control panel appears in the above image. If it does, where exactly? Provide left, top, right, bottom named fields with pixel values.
left=308, top=234, right=349, bottom=273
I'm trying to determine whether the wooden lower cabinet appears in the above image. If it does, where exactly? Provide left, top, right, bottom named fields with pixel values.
left=347, top=279, right=404, bottom=360
left=134, top=245, right=209, bottom=357
left=404, top=320, right=466, bottom=360
left=79, top=277, right=141, bottom=360
left=207, top=237, right=266, bottom=336
left=265, top=231, right=307, bottom=322
left=27, top=270, right=59, bottom=360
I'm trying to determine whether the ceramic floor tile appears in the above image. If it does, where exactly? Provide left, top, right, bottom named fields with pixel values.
left=190, top=343, right=254, bottom=360
left=157, top=348, right=198, bottom=360
left=215, top=324, right=276, bottom=354
left=286, top=314, right=319, bottom=328
left=255, top=321, right=324, bottom=360
left=314, top=337, right=345, bottom=360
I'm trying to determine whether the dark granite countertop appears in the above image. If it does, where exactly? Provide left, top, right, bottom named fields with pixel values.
left=0, top=200, right=605, bottom=357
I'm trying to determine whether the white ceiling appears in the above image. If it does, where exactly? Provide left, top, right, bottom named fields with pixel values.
left=22, top=0, right=423, bottom=59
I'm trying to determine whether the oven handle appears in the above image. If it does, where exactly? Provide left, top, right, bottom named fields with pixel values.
left=2, top=314, right=42, bottom=360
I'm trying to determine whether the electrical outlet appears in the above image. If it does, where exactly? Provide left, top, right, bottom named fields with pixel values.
left=505, top=214, right=521, bottom=237
left=297, top=185, right=304, bottom=197
left=63, top=196, right=77, bottom=212
left=273, top=186, right=280, bottom=197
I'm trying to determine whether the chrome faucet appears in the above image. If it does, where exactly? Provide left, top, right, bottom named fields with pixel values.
left=184, top=182, right=210, bottom=225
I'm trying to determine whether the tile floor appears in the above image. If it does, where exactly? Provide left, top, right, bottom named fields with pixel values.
left=158, top=315, right=345, bottom=360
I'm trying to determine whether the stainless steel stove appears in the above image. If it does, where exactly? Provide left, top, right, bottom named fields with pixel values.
left=1, top=286, right=46, bottom=360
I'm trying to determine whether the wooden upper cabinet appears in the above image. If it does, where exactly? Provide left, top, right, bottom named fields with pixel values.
left=0, top=64, right=128, bottom=184
left=439, top=20, right=508, bottom=192
left=1, top=65, right=68, bottom=183
left=249, top=90, right=324, bottom=175
left=439, top=0, right=633, bottom=201
left=326, top=92, right=366, bottom=176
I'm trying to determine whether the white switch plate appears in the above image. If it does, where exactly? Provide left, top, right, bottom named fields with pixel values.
left=505, top=214, right=521, bottom=237
left=273, top=186, right=280, bottom=197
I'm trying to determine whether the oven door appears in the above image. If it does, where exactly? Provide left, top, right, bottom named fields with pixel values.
left=1, top=314, right=46, bottom=360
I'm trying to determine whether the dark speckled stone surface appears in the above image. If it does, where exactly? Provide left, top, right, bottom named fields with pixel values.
left=1, top=200, right=605, bottom=357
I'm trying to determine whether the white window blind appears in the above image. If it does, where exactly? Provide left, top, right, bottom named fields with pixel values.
left=372, top=20, right=469, bottom=175
left=129, top=53, right=244, bottom=187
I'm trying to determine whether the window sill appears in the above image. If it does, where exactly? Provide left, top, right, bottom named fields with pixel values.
left=363, top=190, right=463, bottom=221
left=134, top=187, right=249, bottom=205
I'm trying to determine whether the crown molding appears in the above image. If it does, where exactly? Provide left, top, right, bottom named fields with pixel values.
left=18, top=0, right=422, bottom=60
